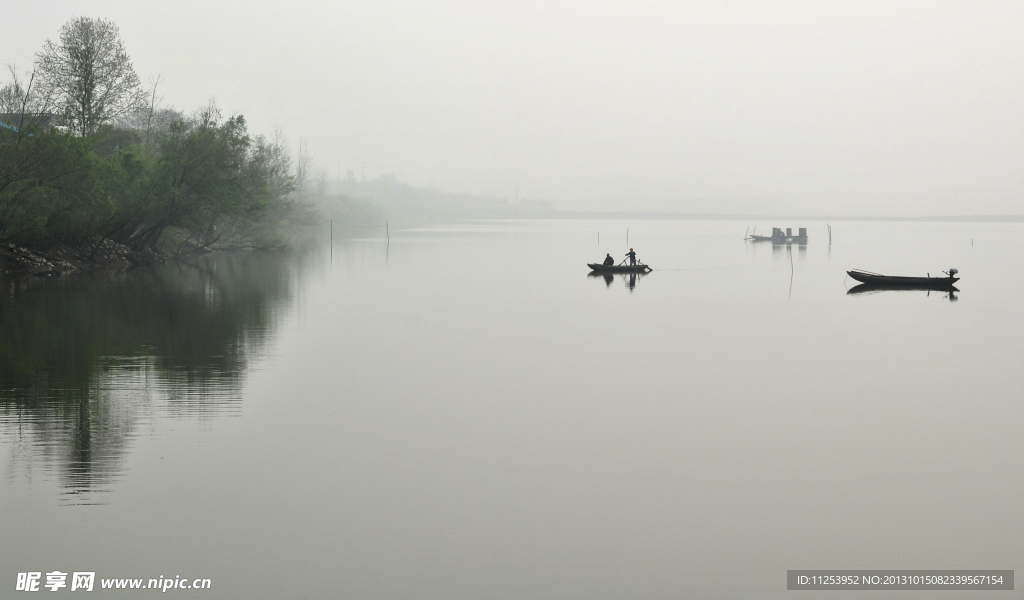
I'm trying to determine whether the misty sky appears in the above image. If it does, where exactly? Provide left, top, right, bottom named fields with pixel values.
left=5, top=0, right=1024, bottom=215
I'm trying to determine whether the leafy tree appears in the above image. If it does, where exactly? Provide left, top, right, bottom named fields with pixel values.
left=0, top=129, right=97, bottom=245
left=106, top=104, right=298, bottom=252
left=36, top=17, right=147, bottom=137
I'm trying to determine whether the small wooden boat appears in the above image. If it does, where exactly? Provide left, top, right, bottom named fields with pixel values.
left=847, top=268, right=958, bottom=287
left=588, top=263, right=652, bottom=273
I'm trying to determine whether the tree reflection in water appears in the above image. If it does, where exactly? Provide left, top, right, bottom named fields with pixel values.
left=0, top=253, right=299, bottom=502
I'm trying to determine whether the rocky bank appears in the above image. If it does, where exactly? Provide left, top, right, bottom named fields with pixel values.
left=0, top=240, right=166, bottom=277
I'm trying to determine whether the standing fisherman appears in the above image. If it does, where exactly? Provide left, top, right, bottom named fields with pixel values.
left=625, top=248, right=637, bottom=266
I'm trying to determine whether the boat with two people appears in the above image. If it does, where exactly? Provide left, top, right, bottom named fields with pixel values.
left=588, top=249, right=652, bottom=273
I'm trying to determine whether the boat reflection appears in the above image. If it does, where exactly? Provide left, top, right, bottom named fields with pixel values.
left=847, top=283, right=959, bottom=301
left=588, top=270, right=648, bottom=291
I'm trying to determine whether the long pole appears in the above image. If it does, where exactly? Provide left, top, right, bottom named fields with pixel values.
left=789, top=244, right=794, bottom=299
left=330, top=219, right=333, bottom=262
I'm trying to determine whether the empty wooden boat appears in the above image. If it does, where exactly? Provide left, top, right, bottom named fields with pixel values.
left=847, top=268, right=958, bottom=287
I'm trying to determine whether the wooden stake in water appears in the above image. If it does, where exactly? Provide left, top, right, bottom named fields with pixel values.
left=789, top=244, right=794, bottom=298
left=330, top=219, right=333, bottom=262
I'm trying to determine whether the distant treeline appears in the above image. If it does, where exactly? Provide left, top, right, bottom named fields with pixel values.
left=0, top=17, right=313, bottom=254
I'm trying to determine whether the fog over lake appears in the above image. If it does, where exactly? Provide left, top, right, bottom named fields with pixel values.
left=2, top=220, right=1021, bottom=598
left=3, top=0, right=1024, bottom=596
left=7, top=1, right=1024, bottom=215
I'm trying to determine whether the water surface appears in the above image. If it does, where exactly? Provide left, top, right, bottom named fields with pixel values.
left=1, top=220, right=1020, bottom=598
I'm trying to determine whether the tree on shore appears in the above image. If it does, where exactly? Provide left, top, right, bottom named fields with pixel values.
left=36, top=17, right=147, bottom=137
left=127, top=104, right=298, bottom=251
left=1, top=18, right=316, bottom=254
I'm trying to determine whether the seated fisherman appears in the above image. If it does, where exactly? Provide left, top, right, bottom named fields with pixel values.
left=625, top=248, right=637, bottom=265
left=602, top=253, right=614, bottom=266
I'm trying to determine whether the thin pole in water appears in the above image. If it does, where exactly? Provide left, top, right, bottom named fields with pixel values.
left=386, top=221, right=390, bottom=247
left=330, top=219, right=333, bottom=262
left=789, top=244, right=794, bottom=299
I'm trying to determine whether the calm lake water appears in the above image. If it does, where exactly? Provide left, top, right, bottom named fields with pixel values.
left=2, top=219, right=1021, bottom=599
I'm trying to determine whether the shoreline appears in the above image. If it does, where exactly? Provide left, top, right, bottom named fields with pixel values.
left=1, top=240, right=166, bottom=277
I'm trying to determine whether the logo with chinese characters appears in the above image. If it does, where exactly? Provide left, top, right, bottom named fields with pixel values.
left=16, top=572, right=94, bottom=592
